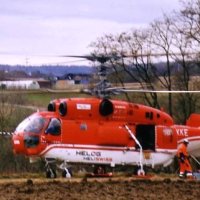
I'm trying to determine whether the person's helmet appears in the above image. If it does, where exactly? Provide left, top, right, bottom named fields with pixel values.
left=183, top=139, right=189, bottom=144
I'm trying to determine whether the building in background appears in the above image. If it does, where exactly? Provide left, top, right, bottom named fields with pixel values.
left=0, top=80, right=40, bottom=90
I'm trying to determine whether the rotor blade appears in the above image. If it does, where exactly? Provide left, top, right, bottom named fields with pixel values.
left=81, top=88, right=93, bottom=95
left=116, top=89, right=200, bottom=93
left=60, top=54, right=123, bottom=63
left=60, top=55, right=96, bottom=61
left=59, top=51, right=198, bottom=62
left=105, top=87, right=200, bottom=93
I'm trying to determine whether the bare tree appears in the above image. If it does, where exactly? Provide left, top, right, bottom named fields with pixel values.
left=170, top=3, right=200, bottom=123
left=119, top=30, right=161, bottom=108
left=89, top=0, right=200, bottom=122
left=90, top=30, right=161, bottom=108
left=0, top=70, right=5, bottom=82
left=150, top=16, right=176, bottom=116
left=179, top=0, right=200, bottom=45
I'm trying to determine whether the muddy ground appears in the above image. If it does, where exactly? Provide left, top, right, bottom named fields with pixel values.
left=0, top=177, right=199, bottom=200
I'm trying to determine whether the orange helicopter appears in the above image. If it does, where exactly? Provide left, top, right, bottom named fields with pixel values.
left=11, top=55, right=200, bottom=178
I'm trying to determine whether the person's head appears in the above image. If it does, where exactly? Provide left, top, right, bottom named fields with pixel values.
left=183, top=139, right=189, bottom=145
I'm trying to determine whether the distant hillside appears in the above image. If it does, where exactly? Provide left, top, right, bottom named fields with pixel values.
left=0, top=64, right=94, bottom=77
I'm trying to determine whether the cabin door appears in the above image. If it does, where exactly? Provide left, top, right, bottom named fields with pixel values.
left=136, top=125, right=155, bottom=151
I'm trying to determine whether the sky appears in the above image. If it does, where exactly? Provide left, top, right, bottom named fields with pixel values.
left=0, top=0, right=182, bottom=65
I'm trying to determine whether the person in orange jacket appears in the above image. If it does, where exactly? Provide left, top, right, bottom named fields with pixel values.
left=177, top=139, right=193, bottom=178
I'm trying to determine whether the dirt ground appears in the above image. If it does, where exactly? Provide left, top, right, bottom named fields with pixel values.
left=0, top=177, right=199, bottom=200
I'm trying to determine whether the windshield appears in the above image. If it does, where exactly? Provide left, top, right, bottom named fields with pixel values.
left=16, top=115, right=46, bottom=134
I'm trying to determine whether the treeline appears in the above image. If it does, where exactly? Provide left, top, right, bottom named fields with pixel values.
left=0, top=65, right=93, bottom=78
left=90, top=0, right=200, bottom=124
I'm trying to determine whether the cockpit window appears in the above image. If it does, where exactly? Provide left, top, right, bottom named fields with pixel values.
left=24, top=135, right=39, bottom=148
left=45, top=118, right=61, bottom=136
left=16, top=115, right=46, bottom=134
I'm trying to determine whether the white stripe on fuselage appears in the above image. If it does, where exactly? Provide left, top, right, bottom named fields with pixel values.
left=40, top=144, right=177, bottom=167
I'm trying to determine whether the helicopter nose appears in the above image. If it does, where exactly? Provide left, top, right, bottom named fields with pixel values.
left=12, top=133, right=25, bottom=154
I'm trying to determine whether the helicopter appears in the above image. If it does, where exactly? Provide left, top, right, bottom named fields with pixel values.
left=11, top=54, right=200, bottom=178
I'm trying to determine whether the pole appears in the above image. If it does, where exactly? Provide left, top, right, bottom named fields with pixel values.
left=191, top=155, right=200, bottom=166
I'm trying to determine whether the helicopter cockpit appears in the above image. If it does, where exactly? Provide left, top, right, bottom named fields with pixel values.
left=14, top=115, right=46, bottom=149
left=13, top=113, right=62, bottom=155
left=16, top=115, right=46, bottom=134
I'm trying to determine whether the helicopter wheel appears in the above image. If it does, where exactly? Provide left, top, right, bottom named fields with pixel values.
left=45, top=158, right=57, bottom=178
left=137, top=168, right=145, bottom=176
left=62, top=168, right=73, bottom=178
left=46, top=168, right=57, bottom=178
left=133, top=166, right=146, bottom=176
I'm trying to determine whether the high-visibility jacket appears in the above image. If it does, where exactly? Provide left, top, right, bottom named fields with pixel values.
left=177, top=142, right=192, bottom=176
left=177, top=143, right=189, bottom=159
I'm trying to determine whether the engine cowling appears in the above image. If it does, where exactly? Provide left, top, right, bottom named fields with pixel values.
left=99, top=99, right=114, bottom=116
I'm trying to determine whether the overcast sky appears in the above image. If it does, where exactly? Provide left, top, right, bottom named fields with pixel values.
left=0, top=0, right=181, bottom=65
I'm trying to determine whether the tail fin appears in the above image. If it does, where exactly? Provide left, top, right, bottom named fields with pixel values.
left=186, top=114, right=200, bottom=127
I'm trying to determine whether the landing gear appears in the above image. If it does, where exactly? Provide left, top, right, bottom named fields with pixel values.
left=45, top=159, right=73, bottom=178
left=62, top=168, right=73, bottom=178
left=137, top=168, right=145, bottom=176
left=133, top=166, right=146, bottom=176
left=45, top=158, right=57, bottom=178
left=46, top=167, right=57, bottom=178
left=59, top=162, right=73, bottom=178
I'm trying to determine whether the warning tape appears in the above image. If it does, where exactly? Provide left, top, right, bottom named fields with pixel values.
left=0, top=132, right=14, bottom=136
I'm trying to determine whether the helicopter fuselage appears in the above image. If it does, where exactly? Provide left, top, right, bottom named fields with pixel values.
left=12, top=98, right=200, bottom=168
